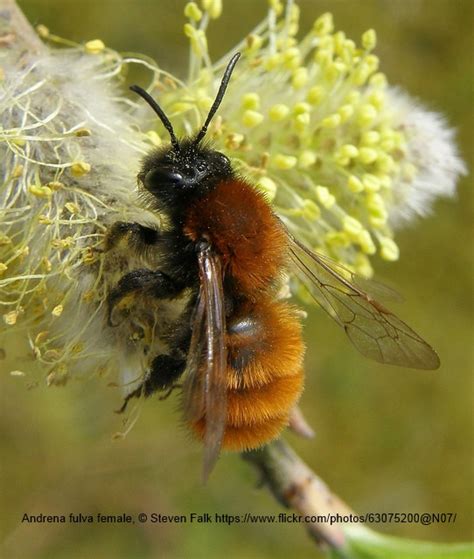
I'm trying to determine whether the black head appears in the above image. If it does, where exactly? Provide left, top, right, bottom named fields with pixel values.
left=137, top=140, right=233, bottom=209
left=131, top=53, right=240, bottom=210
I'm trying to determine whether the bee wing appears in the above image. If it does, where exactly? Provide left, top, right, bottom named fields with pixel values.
left=286, top=232, right=440, bottom=370
left=182, top=244, right=228, bottom=481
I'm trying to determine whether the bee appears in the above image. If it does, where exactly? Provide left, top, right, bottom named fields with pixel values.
left=105, top=53, right=439, bottom=479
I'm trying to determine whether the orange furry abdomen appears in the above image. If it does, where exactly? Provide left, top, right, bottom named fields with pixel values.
left=184, top=179, right=288, bottom=294
left=189, top=298, right=305, bottom=451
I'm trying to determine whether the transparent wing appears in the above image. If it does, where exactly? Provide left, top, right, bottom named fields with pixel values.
left=182, top=244, right=227, bottom=481
left=287, top=232, right=440, bottom=370
left=182, top=294, right=207, bottom=421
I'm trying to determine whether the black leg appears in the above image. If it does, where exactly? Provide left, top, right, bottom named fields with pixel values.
left=104, top=221, right=161, bottom=252
left=116, top=353, right=186, bottom=413
left=107, top=268, right=184, bottom=326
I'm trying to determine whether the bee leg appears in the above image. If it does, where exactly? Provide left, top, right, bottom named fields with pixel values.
left=104, top=221, right=161, bottom=252
left=115, top=387, right=142, bottom=414
left=116, top=354, right=186, bottom=412
left=144, top=354, right=186, bottom=396
left=159, top=383, right=182, bottom=401
left=107, top=269, right=184, bottom=327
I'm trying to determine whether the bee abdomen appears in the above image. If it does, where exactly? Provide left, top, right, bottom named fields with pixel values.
left=190, top=298, right=305, bottom=451
left=222, top=368, right=304, bottom=451
left=191, top=368, right=304, bottom=452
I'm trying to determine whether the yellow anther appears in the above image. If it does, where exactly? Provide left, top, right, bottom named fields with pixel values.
left=358, top=147, right=378, bottom=165
left=352, top=63, right=370, bottom=86
left=345, top=90, right=361, bottom=105
left=333, top=30, right=345, bottom=51
left=12, top=164, right=24, bottom=178
left=52, top=305, right=64, bottom=317
left=36, top=24, right=49, bottom=38
left=369, top=72, right=388, bottom=88
left=302, top=200, right=321, bottom=221
left=3, top=311, right=18, bottom=325
left=263, top=54, right=282, bottom=71
left=338, top=104, right=354, bottom=122
left=184, top=2, right=203, bottom=21
left=357, top=104, right=378, bottom=126
left=170, top=102, right=194, bottom=114
left=65, top=202, right=80, bottom=215
left=377, top=154, right=395, bottom=173
left=325, top=231, right=350, bottom=247
left=294, top=112, right=310, bottom=131
left=366, top=192, right=386, bottom=214
left=202, top=0, right=222, bottom=18
left=47, top=181, right=64, bottom=190
left=268, top=0, right=284, bottom=15
left=362, top=173, right=381, bottom=191
left=292, top=67, right=308, bottom=89
left=298, top=150, right=317, bottom=168
left=339, top=144, right=359, bottom=159
left=321, top=113, right=341, bottom=128
left=357, top=231, right=376, bottom=255
left=28, top=185, right=52, bottom=198
left=361, top=131, right=380, bottom=145
left=269, top=104, right=290, bottom=121
left=343, top=216, right=363, bottom=236
left=242, top=110, right=264, bottom=128
left=245, top=34, right=263, bottom=53
left=274, top=154, right=297, bottom=170
left=71, top=161, right=91, bottom=177
left=283, top=47, right=301, bottom=69
left=314, top=13, right=334, bottom=36
left=307, top=86, right=325, bottom=105
left=362, top=29, right=377, bottom=50
left=241, top=92, right=260, bottom=110
left=85, top=39, right=105, bottom=54
left=365, top=54, right=379, bottom=72
left=380, top=237, right=400, bottom=261
left=74, top=128, right=92, bottom=137
left=347, top=175, right=364, bottom=193
left=325, top=62, right=345, bottom=82
left=315, top=186, right=335, bottom=208
left=293, top=102, right=311, bottom=116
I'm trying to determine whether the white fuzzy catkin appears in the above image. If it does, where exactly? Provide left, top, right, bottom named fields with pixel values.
left=384, top=88, right=467, bottom=227
left=1, top=44, right=160, bottom=386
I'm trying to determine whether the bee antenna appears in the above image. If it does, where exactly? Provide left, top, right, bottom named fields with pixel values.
left=130, top=85, right=179, bottom=151
left=194, top=52, right=241, bottom=145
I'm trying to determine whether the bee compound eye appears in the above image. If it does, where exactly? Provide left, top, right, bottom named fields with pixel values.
left=144, top=168, right=184, bottom=190
left=216, top=152, right=230, bottom=166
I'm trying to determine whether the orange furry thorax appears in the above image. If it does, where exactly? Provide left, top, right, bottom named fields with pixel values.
left=184, top=179, right=288, bottom=294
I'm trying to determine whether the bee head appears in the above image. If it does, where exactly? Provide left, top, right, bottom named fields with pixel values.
left=138, top=141, right=233, bottom=203
left=131, top=53, right=240, bottom=207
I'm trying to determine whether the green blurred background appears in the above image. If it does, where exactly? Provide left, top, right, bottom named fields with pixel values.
left=1, top=1, right=472, bottom=558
